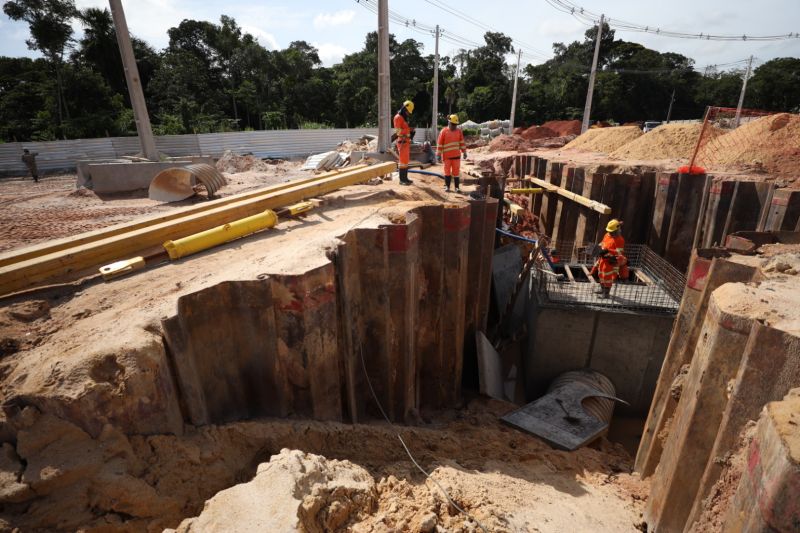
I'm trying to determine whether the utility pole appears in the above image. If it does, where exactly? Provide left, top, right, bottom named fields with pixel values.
left=377, top=0, right=391, bottom=152
left=581, top=13, right=604, bottom=134
left=432, top=25, right=440, bottom=141
left=665, top=88, right=676, bottom=123
left=108, top=0, right=158, bottom=161
left=734, top=55, right=754, bottom=128
left=509, top=48, right=522, bottom=131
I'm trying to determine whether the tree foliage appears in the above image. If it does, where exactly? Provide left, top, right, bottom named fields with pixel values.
left=0, top=8, right=798, bottom=142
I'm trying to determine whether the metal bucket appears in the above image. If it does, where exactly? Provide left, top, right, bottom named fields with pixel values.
left=547, top=369, right=616, bottom=423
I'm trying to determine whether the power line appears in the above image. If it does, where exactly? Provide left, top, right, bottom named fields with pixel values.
left=421, top=0, right=551, bottom=59
left=544, top=0, right=800, bottom=41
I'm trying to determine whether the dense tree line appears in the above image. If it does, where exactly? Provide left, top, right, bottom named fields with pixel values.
left=1, top=0, right=799, bottom=142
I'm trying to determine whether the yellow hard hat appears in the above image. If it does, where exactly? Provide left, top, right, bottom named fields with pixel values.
left=403, top=100, right=414, bottom=114
left=448, top=114, right=460, bottom=124
left=606, top=219, right=622, bottom=232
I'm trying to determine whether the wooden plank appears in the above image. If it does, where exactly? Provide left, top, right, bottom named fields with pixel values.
left=0, top=164, right=368, bottom=268
left=581, top=265, right=597, bottom=285
left=0, top=162, right=395, bottom=295
left=531, top=176, right=612, bottom=214
left=565, top=265, right=575, bottom=282
left=636, top=270, right=655, bottom=285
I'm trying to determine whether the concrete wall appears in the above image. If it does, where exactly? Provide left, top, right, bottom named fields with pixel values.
left=525, top=297, right=674, bottom=416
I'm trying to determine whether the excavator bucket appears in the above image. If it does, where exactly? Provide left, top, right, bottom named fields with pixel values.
left=149, top=163, right=227, bottom=203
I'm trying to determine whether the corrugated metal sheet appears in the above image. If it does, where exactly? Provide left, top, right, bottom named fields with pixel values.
left=0, top=128, right=430, bottom=176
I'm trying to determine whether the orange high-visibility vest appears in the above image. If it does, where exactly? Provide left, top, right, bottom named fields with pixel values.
left=394, top=113, right=411, bottom=144
left=436, top=127, right=466, bottom=159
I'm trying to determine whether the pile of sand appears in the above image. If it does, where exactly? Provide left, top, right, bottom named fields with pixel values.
left=542, top=119, right=582, bottom=136
left=521, top=125, right=558, bottom=140
left=563, top=126, right=643, bottom=153
left=610, top=123, right=717, bottom=161
left=698, top=113, right=800, bottom=177
left=216, top=150, right=283, bottom=174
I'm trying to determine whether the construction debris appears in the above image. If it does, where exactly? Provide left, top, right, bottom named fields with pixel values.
left=301, top=150, right=348, bottom=171
left=215, top=150, right=285, bottom=174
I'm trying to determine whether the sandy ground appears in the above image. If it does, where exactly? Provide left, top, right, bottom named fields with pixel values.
left=0, top=160, right=304, bottom=253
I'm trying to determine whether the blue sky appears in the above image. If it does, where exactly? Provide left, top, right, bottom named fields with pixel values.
left=1, top=0, right=798, bottom=70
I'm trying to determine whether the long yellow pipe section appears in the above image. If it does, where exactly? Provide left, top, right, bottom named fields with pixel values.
left=164, top=210, right=279, bottom=260
left=0, top=164, right=367, bottom=268
left=0, top=162, right=394, bottom=295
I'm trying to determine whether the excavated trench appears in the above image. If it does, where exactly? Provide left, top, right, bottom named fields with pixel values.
left=10, top=151, right=795, bottom=531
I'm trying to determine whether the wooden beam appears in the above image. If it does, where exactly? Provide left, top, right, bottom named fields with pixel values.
left=636, top=269, right=655, bottom=285
left=565, top=265, right=575, bottom=282
left=530, top=177, right=611, bottom=214
left=0, top=164, right=368, bottom=268
left=581, top=265, right=597, bottom=285
left=0, top=162, right=395, bottom=295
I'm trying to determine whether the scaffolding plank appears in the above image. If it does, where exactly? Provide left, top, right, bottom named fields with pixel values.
left=636, top=270, right=655, bottom=285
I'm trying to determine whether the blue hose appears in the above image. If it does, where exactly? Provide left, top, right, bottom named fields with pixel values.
left=407, top=169, right=445, bottom=180
left=495, top=227, right=538, bottom=245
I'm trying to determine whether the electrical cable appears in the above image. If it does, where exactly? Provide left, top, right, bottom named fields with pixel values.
left=356, top=345, right=489, bottom=533
left=407, top=169, right=445, bottom=179
left=543, top=0, right=800, bottom=41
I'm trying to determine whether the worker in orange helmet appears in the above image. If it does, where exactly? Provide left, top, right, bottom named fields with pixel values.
left=590, top=219, right=629, bottom=298
left=436, top=114, right=468, bottom=193
left=393, top=100, right=415, bottom=185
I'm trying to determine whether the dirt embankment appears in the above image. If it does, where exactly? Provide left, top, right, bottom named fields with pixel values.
left=699, top=113, right=800, bottom=179
left=563, top=126, right=643, bottom=154
left=0, top=398, right=647, bottom=532
left=610, top=123, right=719, bottom=161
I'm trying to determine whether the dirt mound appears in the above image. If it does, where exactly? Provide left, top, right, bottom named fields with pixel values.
left=610, top=123, right=718, bottom=161
left=542, top=120, right=582, bottom=136
left=488, top=134, right=574, bottom=153
left=521, top=125, right=558, bottom=140
left=563, top=126, right=643, bottom=153
left=216, top=150, right=283, bottom=174
left=173, top=449, right=377, bottom=532
left=513, top=127, right=526, bottom=135
left=699, top=113, right=800, bottom=177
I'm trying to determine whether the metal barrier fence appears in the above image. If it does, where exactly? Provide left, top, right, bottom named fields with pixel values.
left=534, top=242, right=685, bottom=314
left=0, top=128, right=429, bottom=176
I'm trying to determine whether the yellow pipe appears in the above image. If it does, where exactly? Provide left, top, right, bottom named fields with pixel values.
left=508, top=188, right=544, bottom=194
left=163, top=210, right=278, bottom=260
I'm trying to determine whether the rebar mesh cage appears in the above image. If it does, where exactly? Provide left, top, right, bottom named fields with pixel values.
left=533, top=242, right=686, bottom=314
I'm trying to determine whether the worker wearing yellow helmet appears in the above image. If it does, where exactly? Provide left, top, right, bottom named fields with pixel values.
left=436, top=113, right=468, bottom=193
left=393, top=100, right=415, bottom=185
left=590, top=219, right=629, bottom=298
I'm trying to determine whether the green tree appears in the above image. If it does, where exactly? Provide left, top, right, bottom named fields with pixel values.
left=3, top=0, right=78, bottom=138
left=748, top=58, right=800, bottom=112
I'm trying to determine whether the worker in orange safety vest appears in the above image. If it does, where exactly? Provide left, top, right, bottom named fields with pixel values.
left=393, top=100, right=415, bottom=185
left=590, top=219, right=629, bottom=298
left=436, top=114, right=468, bottom=193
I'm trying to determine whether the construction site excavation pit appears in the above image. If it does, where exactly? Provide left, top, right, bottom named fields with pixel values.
left=0, top=169, right=650, bottom=533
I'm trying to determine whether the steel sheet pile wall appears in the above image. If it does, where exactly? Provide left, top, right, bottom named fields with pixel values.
left=636, top=250, right=800, bottom=532
left=0, top=128, right=402, bottom=175
left=511, top=154, right=800, bottom=273
left=162, top=199, right=497, bottom=425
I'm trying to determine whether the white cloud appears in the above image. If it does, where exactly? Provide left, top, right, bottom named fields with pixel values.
left=313, top=10, right=355, bottom=30
left=241, top=25, right=280, bottom=50
left=313, top=42, right=348, bottom=66
left=536, top=18, right=586, bottom=40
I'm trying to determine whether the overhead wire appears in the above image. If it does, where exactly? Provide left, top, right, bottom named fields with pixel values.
left=543, top=0, right=800, bottom=41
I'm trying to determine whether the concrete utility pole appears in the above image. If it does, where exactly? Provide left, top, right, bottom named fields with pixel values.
left=734, top=55, right=754, bottom=128
left=509, top=48, right=522, bottom=131
left=108, top=0, right=158, bottom=161
left=431, top=25, right=440, bottom=141
left=377, top=0, right=391, bottom=152
left=581, top=14, right=604, bottom=134
left=665, top=88, right=676, bottom=123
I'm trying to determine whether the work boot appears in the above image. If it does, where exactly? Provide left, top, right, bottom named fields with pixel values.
left=399, top=168, right=413, bottom=185
left=454, top=176, right=461, bottom=193
left=444, top=175, right=451, bottom=191
left=599, top=286, right=611, bottom=299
